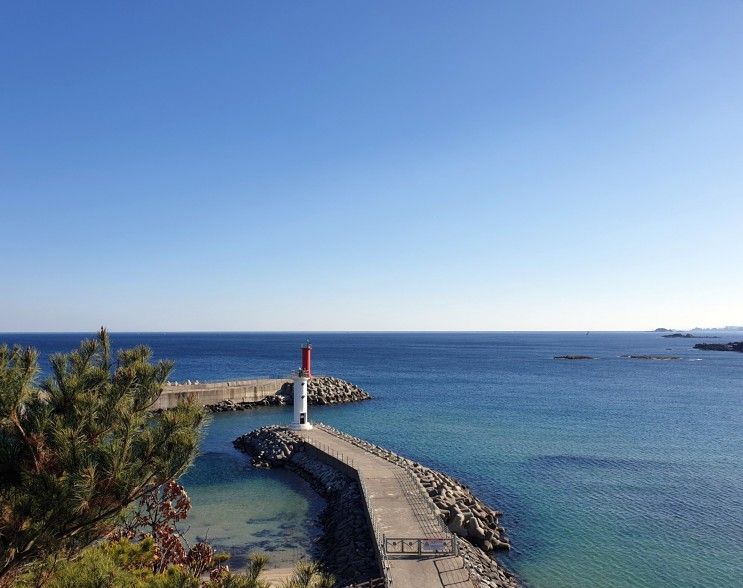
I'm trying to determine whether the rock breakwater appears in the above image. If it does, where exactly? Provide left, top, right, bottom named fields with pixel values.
left=208, top=376, right=371, bottom=413
left=234, top=425, right=517, bottom=588
left=278, top=376, right=372, bottom=406
left=318, top=425, right=512, bottom=553
left=233, top=425, right=301, bottom=467
left=233, top=427, right=379, bottom=586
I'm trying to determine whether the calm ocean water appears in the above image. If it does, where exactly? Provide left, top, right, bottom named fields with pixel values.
left=3, top=332, right=741, bottom=587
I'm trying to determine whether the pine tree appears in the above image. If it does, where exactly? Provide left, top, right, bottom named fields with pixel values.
left=0, top=329, right=204, bottom=585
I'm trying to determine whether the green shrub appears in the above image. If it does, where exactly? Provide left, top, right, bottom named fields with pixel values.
left=18, top=539, right=277, bottom=588
left=0, top=330, right=204, bottom=584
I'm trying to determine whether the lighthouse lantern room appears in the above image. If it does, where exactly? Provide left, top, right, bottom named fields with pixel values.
left=291, top=343, right=313, bottom=430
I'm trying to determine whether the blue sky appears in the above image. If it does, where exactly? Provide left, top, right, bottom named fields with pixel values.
left=1, top=1, right=742, bottom=331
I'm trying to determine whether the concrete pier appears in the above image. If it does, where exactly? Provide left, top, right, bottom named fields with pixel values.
left=151, top=376, right=371, bottom=412
left=152, top=378, right=290, bottom=411
left=299, top=425, right=475, bottom=588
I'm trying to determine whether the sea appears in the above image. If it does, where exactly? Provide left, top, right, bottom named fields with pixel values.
left=2, top=332, right=741, bottom=588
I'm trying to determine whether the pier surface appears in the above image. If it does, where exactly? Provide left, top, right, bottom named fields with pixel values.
left=300, top=426, right=475, bottom=588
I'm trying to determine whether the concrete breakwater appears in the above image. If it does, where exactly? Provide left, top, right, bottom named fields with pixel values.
left=234, top=425, right=517, bottom=588
left=233, top=426, right=380, bottom=586
left=319, top=425, right=511, bottom=553
left=152, top=376, right=371, bottom=412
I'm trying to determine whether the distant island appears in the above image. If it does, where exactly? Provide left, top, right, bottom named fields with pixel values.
left=662, top=333, right=718, bottom=339
left=693, top=342, right=743, bottom=353
left=655, top=326, right=743, bottom=332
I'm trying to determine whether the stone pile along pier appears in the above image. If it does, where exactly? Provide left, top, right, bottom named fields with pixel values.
left=276, top=376, right=372, bottom=407
left=318, top=425, right=511, bottom=553
left=234, top=425, right=517, bottom=588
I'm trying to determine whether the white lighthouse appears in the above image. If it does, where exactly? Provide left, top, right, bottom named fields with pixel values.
left=291, top=343, right=313, bottom=430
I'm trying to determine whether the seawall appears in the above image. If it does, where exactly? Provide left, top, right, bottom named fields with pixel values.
left=152, top=376, right=372, bottom=411
left=152, top=378, right=291, bottom=411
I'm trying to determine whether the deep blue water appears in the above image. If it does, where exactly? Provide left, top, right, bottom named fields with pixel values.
left=3, top=332, right=741, bottom=587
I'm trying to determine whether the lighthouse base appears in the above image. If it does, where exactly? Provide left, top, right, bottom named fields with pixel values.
left=290, top=422, right=313, bottom=431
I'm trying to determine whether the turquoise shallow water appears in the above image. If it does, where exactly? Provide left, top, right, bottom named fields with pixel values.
left=178, top=410, right=324, bottom=570
left=4, top=332, right=742, bottom=587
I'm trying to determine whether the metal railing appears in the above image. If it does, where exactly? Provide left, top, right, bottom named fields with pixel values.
left=300, top=425, right=392, bottom=587
left=305, top=424, right=470, bottom=581
left=358, top=473, right=392, bottom=586
left=301, top=433, right=355, bottom=469
left=383, top=536, right=457, bottom=556
left=394, top=468, right=455, bottom=543
left=314, top=423, right=456, bottom=555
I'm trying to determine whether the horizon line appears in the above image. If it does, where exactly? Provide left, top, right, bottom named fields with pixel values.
left=2, top=328, right=742, bottom=335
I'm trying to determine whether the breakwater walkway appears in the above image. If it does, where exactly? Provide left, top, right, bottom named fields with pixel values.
left=300, top=425, right=475, bottom=588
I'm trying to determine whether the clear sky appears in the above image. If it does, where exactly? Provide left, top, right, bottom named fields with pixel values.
left=2, top=1, right=742, bottom=332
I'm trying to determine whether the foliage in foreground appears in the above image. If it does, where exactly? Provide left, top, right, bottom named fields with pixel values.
left=1, top=330, right=336, bottom=588
left=0, top=329, right=204, bottom=584
left=280, top=560, right=335, bottom=588
left=112, top=480, right=224, bottom=576
left=17, top=538, right=272, bottom=588
left=109, top=480, right=335, bottom=588
left=19, top=540, right=337, bottom=588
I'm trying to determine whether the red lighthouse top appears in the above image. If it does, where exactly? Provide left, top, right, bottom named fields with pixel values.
left=301, top=343, right=312, bottom=377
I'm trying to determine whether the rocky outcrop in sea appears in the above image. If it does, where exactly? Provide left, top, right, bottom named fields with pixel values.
left=694, top=341, right=743, bottom=353
left=661, top=333, right=719, bottom=338
left=207, top=376, right=371, bottom=412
